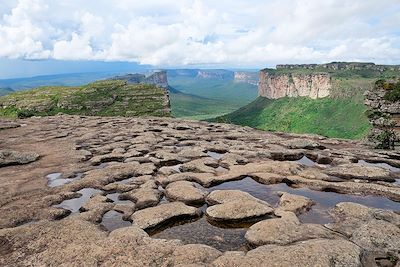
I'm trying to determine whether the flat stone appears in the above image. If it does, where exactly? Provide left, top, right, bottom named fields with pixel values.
left=212, top=239, right=362, bottom=267
left=120, top=188, right=162, bottom=210
left=245, top=211, right=339, bottom=247
left=165, top=181, right=208, bottom=205
left=277, top=192, right=315, bottom=215
left=325, top=164, right=395, bottom=182
left=206, top=200, right=274, bottom=222
left=130, top=202, right=201, bottom=230
left=327, top=202, right=400, bottom=255
left=206, top=190, right=269, bottom=205
left=0, top=150, right=39, bottom=167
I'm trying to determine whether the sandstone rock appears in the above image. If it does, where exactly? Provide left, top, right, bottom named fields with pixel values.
left=79, top=194, right=114, bottom=223
left=325, top=163, right=394, bottom=182
left=245, top=211, right=338, bottom=247
left=0, top=149, right=39, bottom=167
left=277, top=192, right=315, bottom=215
left=180, top=158, right=219, bottom=173
left=259, top=70, right=331, bottom=99
left=170, top=244, right=222, bottom=266
left=206, top=196, right=274, bottom=222
left=130, top=202, right=201, bottom=230
left=206, top=190, right=269, bottom=205
left=327, top=202, right=400, bottom=255
left=120, top=188, right=162, bottom=210
left=165, top=181, right=208, bottom=205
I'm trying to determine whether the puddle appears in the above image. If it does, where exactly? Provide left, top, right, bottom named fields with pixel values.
left=207, top=151, right=225, bottom=160
left=106, top=192, right=135, bottom=205
left=100, top=210, right=132, bottom=231
left=296, top=156, right=316, bottom=166
left=47, top=173, right=83, bottom=187
left=358, top=160, right=400, bottom=172
left=152, top=217, right=247, bottom=251
left=209, top=177, right=400, bottom=224
left=54, top=188, right=103, bottom=213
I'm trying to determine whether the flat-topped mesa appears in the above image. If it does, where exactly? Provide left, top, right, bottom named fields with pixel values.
left=276, top=62, right=400, bottom=72
left=259, top=70, right=331, bottom=99
left=0, top=80, right=171, bottom=118
left=259, top=62, right=400, bottom=100
left=111, top=71, right=169, bottom=88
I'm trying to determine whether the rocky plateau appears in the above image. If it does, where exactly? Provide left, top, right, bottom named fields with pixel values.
left=0, top=115, right=399, bottom=266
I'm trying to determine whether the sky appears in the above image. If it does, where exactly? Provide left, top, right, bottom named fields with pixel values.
left=0, top=0, right=400, bottom=78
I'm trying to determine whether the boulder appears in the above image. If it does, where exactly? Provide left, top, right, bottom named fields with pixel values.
left=130, top=202, right=201, bottom=230
left=245, top=211, right=339, bottom=247
left=277, top=192, right=315, bottom=215
left=165, top=181, right=208, bottom=205
left=0, top=150, right=39, bottom=167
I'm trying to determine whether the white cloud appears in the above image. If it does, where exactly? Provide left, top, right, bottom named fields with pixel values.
left=0, top=0, right=399, bottom=66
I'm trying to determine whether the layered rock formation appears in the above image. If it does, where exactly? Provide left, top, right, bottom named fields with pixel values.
left=365, top=80, right=400, bottom=148
left=111, top=71, right=168, bottom=88
left=0, top=115, right=400, bottom=266
left=258, top=71, right=331, bottom=99
left=234, top=71, right=259, bottom=85
left=0, top=80, right=171, bottom=118
left=277, top=62, right=400, bottom=71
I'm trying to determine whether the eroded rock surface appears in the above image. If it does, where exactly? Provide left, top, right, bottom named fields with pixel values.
left=130, top=202, right=201, bottom=230
left=0, top=115, right=399, bottom=266
left=0, top=149, right=39, bottom=167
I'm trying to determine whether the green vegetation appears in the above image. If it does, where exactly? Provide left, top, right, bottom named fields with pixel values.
left=214, top=96, right=371, bottom=139
left=382, top=80, right=400, bottom=102
left=264, top=67, right=399, bottom=80
left=0, top=80, right=170, bottom=118
left=169, top=77, right=258, bottom=120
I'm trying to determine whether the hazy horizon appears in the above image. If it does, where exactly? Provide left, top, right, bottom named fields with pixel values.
left=1, top=0, right=400, bottom=78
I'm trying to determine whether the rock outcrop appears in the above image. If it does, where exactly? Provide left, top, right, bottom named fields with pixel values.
left=234, top=71, right=259, bottom=85
left=0, top=80, right=171, bottom=118
left=111, top=71, right=169, bottom=88
left=365, top=79, right=400, bottom=148
left=258, top=70, right=331, bottom=99
left=276, top=62, right=400, bottom=71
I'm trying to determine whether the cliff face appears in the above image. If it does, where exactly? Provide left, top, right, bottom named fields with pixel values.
left=0, top=80, right=171, bottom=118
left=364, top=80, right=400, bottom=148
left=234, top=72, right=259, bottom=85
left=276, top=62, right=400, bottom=71
left=258, top=71, right=331, bottom=99
left=111, top=71, right=168, bottom=88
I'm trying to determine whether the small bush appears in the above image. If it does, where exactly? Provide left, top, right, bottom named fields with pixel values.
left=384, top=81, right=400, bottom=102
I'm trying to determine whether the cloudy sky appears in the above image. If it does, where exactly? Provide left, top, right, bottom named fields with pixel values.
left=0, top=0, right=400, bottom=77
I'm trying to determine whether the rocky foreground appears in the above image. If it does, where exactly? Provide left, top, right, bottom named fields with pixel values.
left=0, top=115, right=399, bottom=266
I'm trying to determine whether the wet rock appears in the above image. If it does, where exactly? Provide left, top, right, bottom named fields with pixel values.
left=79, top=195, right=114, bottom=223
left=245, top=211, right=339, bottom=247
left=212, top=239, right=362, bottom=267
left=277, top=192, right=315, bottom=215
left=282, top=138, right=325, bottom=150
left=120, top=187, right=162, bottom=210
left=113, top=203, right=135, bottom=219
left=325, top=164, right=395, bottom=182
left=165, top=181, right=208, bottom=205
left=0, top=150, right=40, bottom=167
left=158, top=172, right=216, bottom=187
left=170, top=244, right=222, bottom=266
left=327, top=202, right=400, bottom=255
left=130, top=202, right=201, bottom=230
left=180, top=158, right=219, bottom=173
left=206, top=190, right=269, bottom=205
left=206, top=199, right=273, bottom=222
